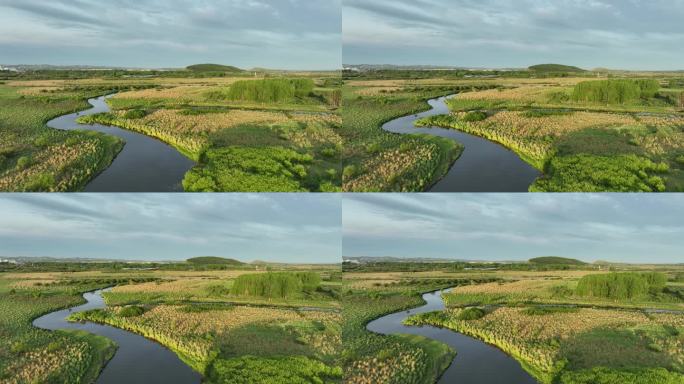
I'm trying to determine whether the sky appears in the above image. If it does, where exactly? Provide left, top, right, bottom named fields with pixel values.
left=0, top=194, right=341, bottom=263
left=0, top=0, right=341, bottom=70
left=343, top=0, right=684, bottom=70
left=343, top=194, right=684, bottom=264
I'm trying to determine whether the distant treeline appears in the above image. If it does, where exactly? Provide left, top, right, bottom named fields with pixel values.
left=576, top=272, right=667, bottom=299
left=0, top=69, right=256, bottom=81
left=231, top=272, right=321, bottom=299
left=571, top=79, right=660, bottom=104
left=209, top=78, right=315, bottom=103
left=0, top=261, right=255, bottom=273
left=343, top=261, right=598, bottom=273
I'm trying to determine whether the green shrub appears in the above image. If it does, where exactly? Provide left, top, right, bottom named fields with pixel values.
left=15, top=156, right=32, bottom=170
left=571, top=79, right=660, bottom=104
left=183, top=147, right=312, bottom=192
left=575, top=272, right=667, bottom=299
left=531, top=154, right=669, bottom=192
left=559, top=367, right=684, bottom=384
left=119, top=305, right=146, bottom=317
left=461, top=111, right=488, bottom=122
left=123, top=109, right=147, bottom=119
left=220, top=79, right=315, bottom=103
left=523, top=306, right=579, bottom=316
left=457, top=307, right=486, bottom=320
left=207, top=356, right=342, bottom=384
left=231, top=272, right=321, bottom=299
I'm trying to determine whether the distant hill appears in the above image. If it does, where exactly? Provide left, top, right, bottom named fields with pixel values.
left=529, top=256, right=587, bottom=265
left=529, top=64, right=586, bottom=73
left=187, top=256, right=245, bottom=265
left=186, top=64, right=243, bottom=72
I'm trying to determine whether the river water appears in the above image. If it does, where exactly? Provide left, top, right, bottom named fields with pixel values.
left=47, top=95, right=195, bottom=192
left=367, top=290, right=538, bottom=384
left=382, top=95, right=541, bottom=192
left=33, top=289, right=201, bottom=384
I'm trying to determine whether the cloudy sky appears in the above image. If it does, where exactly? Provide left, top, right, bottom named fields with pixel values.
left=0, top=194, right=341, bottom=263
left=0, top=0, right=341, bottom=69
left=343, top=194, right=684, bottom=264
left=343, top=0, right=684, bottom=70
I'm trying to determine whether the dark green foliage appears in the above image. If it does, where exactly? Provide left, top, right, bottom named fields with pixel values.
left=231, top=272, right=321, bottom=299
left=183, top=146, right=312, bottom=192
left=529, top=64, right=586, bottom=73
left=523, top=306, right=579, bottom=316
left=296, top=272, right=322, bottom=293
left=219, top=79, right=315, bottom=103
left=122, top=109, right=147, bottom=119
left=179, top=303, right=233, bottom=313
left=119, top=305, right=145, bottom=317
left=457, top=307, right=486, bottom=320
left=560, top=326, right=682, bottom=373
left=575, top=272, right=667, bottom=299
left=531, top=154, right=668, bottom=192
left=559, top=367, right=683, bottom=384
left=186, top=64, right=243, bottom=72
left=530, top=257, right=586, bottom=265
left=187, top=257, right=244, bottom=266
left=571, top=79, right=660, bottom=104
left=206, top=284, right=231, bottom=297
left=522, top=109, right=573, bottom=118
left=15, top=155, right=33, bottom=170
left=206, top=356, right=342, bottom=384
left=462, top=111, right=488, bottom=122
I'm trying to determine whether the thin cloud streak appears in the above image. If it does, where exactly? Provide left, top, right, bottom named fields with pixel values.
left=0, top=194, right=341, bottom=263
left=342, top=194, right=684, bottom=264
left=0, top=0, right=341, bottom=69
left=343, top=0, right=684, bottom=70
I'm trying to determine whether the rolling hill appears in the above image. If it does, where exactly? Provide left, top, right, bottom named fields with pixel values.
left=186, top=64, right=243, bottom=72
left=187, top=256, right=245, bottom=265
left=529, top=256, right=587, bottom=265
left=528, top=64, right=586, bottom=73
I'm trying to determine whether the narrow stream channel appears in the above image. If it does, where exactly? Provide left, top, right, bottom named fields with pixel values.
left=382, top=95, right=541, bottom=192
left=367, top=290, right=538, bottom=384
left=33, top=289, right=201, bottom=384
left=47, top=95, right=195, bottom=192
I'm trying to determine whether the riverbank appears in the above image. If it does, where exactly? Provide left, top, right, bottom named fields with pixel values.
left=383, top=95, right=541, bottom=192
left=367, top=289, right=538, bottom=384
left=406, top=301, right=684, bottom=384
left=47, top=95, right=196, bottom=192
left=33, top=289, right=202, bottom=384
left=0, top=84, right=124, bottom=192
left=341, top=87, right=465, bottom=192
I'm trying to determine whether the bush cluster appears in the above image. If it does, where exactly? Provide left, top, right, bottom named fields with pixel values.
left=576, top=272, right=666, bottom=299
left=571, top=79, right=660, bottom=104
left=231, top=272, right=321, bottom=299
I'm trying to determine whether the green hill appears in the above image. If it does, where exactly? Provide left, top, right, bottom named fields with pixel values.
left=529, top=64, right=586, bottom=73
left=187, top=256, right=245, bottom=265
left=529, top=256, right=587, bottom=265
left=186, top=64, right=243, bottom=72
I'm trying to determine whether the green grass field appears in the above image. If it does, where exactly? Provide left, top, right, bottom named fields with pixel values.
left=1, top=71, right=341, bottom=192
left=343, top=71, right=684, bottom=192
left=0, top=263, right=342, bottom=384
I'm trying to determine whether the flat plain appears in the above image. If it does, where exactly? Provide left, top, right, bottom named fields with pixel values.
left=343, top=257, right=684, bottom=384
left=0, top=258, right=342, bottom=383
left=342, top=66, right=684, bottom=192
left=0, top=67, right=341, bottom=192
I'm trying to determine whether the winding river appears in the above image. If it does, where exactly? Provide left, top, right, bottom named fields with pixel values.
left=47, top=95, right=195, bottom=192
left=33, top=289, right=201, bottom=384
left=367, top=289, right=537, bottom=384
left=382, top=95, right=541, bottom=192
